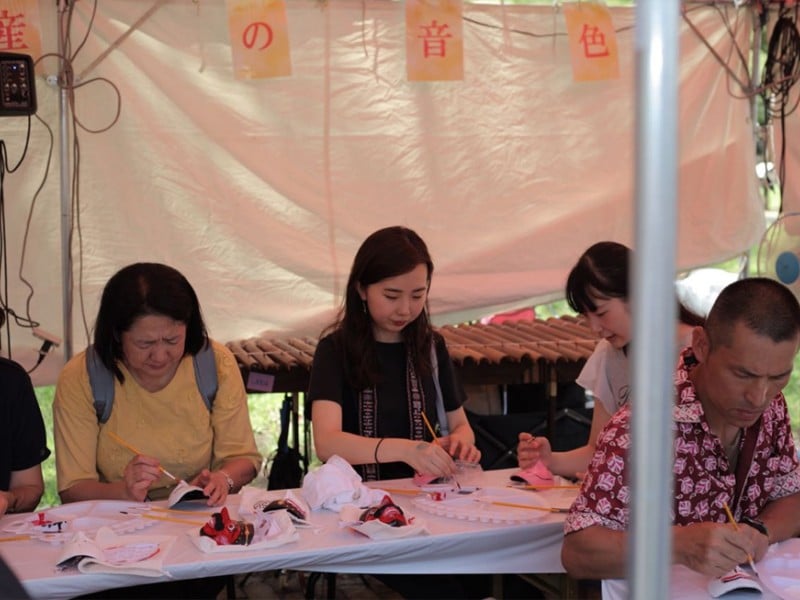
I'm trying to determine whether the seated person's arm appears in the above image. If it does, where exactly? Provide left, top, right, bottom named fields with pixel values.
left=312, top=399, right=455, bottom=477
left=1, top=465, right=45, bottom=514
left=64, top=459, right=257, bottom=506
left=195, top=357, right=261, bottom=504
left=212, top=458, right=257, bottom=493
left=60, top=453, right=162, bottom=503
left=189, top=458, right=258, bottom=506
left=562, top=526, right=628, bottom=580
left=60, top=480, right=137, bottom=503
left=55, top=367, right=163, bottom=503
left=564, top=521, right=758, bottom=580
left=672, top=522, right=757, bottom=577
left=518, top=402, right=611, bottom=478
left=754, top=491, right=800, bottom=558
left=442, top=407, right=481, bottom=463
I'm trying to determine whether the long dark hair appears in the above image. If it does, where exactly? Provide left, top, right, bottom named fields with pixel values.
left=93, top=262, right=208, bottom=382
left=566, top=241, right=704, bottom=326
left=325, top=226, right=434, bottom=389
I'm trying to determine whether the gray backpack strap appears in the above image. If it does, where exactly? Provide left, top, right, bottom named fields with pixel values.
left=88, top=341, right=218, bottom=423
left=86, top=345, right=115, bottom=424
left=431, top=339, right=449, bottom=436
left=193, top=340, right=218, bottom=411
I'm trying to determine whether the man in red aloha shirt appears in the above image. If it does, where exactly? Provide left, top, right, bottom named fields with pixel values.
left=562, top=277, right=800, bottom=580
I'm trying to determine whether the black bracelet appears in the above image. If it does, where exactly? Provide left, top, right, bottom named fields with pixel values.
left=374, top=438, right=386, bottom=464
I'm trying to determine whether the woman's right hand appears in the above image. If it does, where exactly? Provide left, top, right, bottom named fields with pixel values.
left=122, top=455, right=162, bottom=501
left=517, top=432, right=552, bottom=469
left=406, top=440, right=456, bottom=477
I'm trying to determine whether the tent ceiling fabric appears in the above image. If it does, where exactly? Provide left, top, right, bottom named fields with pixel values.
left=4, top=1, right=762, bottom=385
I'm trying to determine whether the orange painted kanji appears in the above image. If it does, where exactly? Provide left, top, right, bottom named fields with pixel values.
left=0, top=1, right=42, bottom=69
left=406, top=0, right=463, bottom=81
left=579, top=24, right=610, bottom=59
left=418, top=20, right=453, bottom=58
left=226, top=0, right=290, bottom=80
left=0, top=8, right=27, bottom=51
left=563, top=3, right=619, bottom=82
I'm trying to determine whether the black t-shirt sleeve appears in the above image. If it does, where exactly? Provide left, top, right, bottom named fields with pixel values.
left=1, top=359, right=50, bottom=490
left=308, top=335, right=344, bottom=406
left=12, top=365, right=50, bottom=471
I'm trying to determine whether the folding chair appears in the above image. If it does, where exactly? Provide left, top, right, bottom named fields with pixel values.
left=466, top=410, right=544, bottom=470
left=466, top=381, right=593, bottom=470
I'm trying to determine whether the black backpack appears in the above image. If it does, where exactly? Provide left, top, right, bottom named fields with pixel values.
left=266, top=394, right=305, bottom=490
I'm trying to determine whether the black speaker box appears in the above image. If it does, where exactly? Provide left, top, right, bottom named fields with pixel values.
left=0, top=53, right=36, bottom=117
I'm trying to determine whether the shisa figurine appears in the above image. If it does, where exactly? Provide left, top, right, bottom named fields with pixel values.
left=359, top=495, right=408, bottom=527
left=200, top=507, right=255, bottom=545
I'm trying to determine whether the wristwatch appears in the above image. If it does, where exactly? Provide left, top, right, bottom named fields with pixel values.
left=741, top=516, right=769, bottom=541
left=221, top=471, right=235, bottom=492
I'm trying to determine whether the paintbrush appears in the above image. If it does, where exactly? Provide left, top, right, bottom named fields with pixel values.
left=420, top=411, right=439, bottom=445
left=0, top=535, right=31, bottom=543
left=722, top=501, right=760, bottom=577
left=150, top=506, right=213, bottom=516
left=480, top=500, right=569, bottom=513
left=509, top=484, right=581, bottom=491
left=420, top=412, right=462, bottom=491
left=376, top=487, right=422, bottom=496
left=140, top=514, right=207, bottom=526
left=106, top=430, right=178, bottom=481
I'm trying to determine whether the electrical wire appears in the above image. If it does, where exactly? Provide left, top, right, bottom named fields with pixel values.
left=462, top=15, right=634, bottom=39
left=0, top=0, right=121, bottom=368
left=60, top=0, right=122, bottom=343
left=30, top=0, right=123, bottom=352
left=682, top=2, right=757, bottom=100
left=763, top=13, right=800, bottom=118
left=16, top=115, right=55, bottom=341
left=0, top=115, right=41, bottom=358
left=762, top=8, right=800, bottom=210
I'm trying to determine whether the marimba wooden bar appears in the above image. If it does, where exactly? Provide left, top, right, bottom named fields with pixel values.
left=227, top=316, right=599, bottom=437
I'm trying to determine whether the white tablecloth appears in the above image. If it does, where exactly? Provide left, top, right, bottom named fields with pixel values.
left=0, top=468, right=575, bottom=600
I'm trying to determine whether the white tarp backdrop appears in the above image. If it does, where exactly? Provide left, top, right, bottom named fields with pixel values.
left=1, top=1, right=763, bottom=385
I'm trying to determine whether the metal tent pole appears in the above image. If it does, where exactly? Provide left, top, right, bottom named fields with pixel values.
left=630, top=1, right=680, bottom=598
left=57, top=0, right=73, bottom=360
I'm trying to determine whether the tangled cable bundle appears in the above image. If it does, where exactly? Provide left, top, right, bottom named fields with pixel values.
left=763, top=14, right=800, bottom=118
left=761, top=10, right=800, bottom=207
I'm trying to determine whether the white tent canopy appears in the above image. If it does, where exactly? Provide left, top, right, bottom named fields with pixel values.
left=2, top=1, right=762, bottom=385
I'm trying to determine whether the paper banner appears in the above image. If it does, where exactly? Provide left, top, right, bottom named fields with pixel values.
left=406, top=0, right=463, bottom=82
left=0, top=0, right=43, bottom=65
left=227, top=0, right=291, bottom=80
left=562, top=2, right=619, bottom=82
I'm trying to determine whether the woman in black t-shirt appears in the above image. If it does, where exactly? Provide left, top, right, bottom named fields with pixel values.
left=309, top=226, right=480, bottom=481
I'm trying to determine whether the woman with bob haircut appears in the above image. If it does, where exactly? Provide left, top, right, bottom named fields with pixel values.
left=54, top=262, right=261, bottom=505
left=518, top=241, right=704, bottom=478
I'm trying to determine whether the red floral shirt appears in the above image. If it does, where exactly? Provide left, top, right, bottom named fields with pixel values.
left=565, top=349, right=800, bottom=534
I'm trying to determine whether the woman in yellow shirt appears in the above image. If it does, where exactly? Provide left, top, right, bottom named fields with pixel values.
left=54, top=262, right=261, bottom=505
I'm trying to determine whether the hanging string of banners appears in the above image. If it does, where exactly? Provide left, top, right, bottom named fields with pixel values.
left=0, top=0, right=618, bottom=83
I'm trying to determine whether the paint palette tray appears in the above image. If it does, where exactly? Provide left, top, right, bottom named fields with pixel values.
left=412, top=487, right=563, bottom=524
